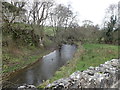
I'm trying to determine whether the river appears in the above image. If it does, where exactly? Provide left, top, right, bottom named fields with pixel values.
left=3, top=44, right=77, bottom=89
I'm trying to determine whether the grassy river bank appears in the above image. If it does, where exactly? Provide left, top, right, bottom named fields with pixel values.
left=2, top=42, right=56, bottom=80
left=38, top=43, right=119, bottom=88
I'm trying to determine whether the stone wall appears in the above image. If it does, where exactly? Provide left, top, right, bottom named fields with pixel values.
left=45, top=59, right=120, bottom=89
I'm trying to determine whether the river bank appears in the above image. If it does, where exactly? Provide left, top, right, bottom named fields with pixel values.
left=2, top=44, right=56, bottom=80
left=38, top=43, right=119, bottom=88
left=2, top=44, right=77, bottom=89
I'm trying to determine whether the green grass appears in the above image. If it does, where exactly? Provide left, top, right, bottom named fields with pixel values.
left=76, top=43, right=118, bottom=71
left=38, top=43, right=118, bottom=88
left=2, top=45, right=51, bottom=76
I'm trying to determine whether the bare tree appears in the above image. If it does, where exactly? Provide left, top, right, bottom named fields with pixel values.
left=49, top=4, right=77, bottom=34
left=2, top=0, right=27, bottom=38
left=28, top=0, right=54, bottom=46
left=103, top=4, right=118, bottom=28
left=47, top=4, right=79, bottom=45
left=2, top=0, right=26, bottom=24
left=101, top=4, right=118, bottom=44
left=82, top=20, right=94, bottom=28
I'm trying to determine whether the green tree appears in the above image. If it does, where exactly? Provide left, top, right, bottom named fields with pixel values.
left=105, top=15, right=117, bottom=43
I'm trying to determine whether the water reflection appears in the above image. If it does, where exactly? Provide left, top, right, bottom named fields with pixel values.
left=26, top=70, right=34, bottom=84
left=5, top=44, right=77, bottom=88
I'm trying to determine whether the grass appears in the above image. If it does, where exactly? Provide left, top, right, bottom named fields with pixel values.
left=2, top=45, right=52, bottom=78
left=76, top=43, right=118, bottom=71
left=2, top=23, right=56, bottom=77
left=38, top=43, right=119, bottom=88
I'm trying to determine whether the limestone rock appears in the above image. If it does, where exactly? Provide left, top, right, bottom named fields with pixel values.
left=18, top=85, right=37, bottom=90
left=45, top=59, right=120, bottom=89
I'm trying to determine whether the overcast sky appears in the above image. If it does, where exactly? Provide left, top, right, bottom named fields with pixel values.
left=55, top=0, right=119, bottom=26
left=5, top=0, right=119, bottom=26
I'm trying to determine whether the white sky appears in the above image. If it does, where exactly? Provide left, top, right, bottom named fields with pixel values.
left=5, top=0, right=119, bottom=26
left=55, top=0, right=119, bottom=26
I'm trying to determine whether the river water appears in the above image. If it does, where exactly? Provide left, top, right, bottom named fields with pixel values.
left=3, top=44, right=77, bottom=88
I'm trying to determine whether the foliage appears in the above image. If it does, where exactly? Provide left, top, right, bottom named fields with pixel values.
left=105, top=15, right=117, bottom=43
left=2, top=23, right=39, bottom=47
left=99, top=15, right=118, bottom=45
left=45, top=23, right=102, bottom=46
left=100, top=3, right=119, bottom=45
left=2, top=2, right=18, bottom=13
